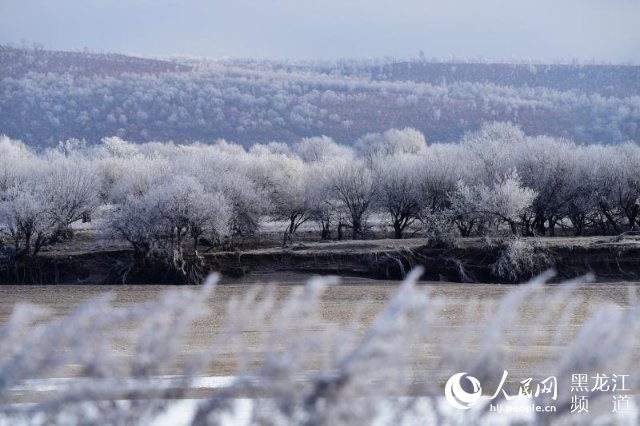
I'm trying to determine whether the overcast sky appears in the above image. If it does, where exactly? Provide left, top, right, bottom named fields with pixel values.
left=1, top=0, right=639, bottom=62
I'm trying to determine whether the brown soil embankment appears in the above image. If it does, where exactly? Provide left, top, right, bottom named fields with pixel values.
left=5, top=236, right=639, bottom=284
left=203, top=237, right=640, bottom=283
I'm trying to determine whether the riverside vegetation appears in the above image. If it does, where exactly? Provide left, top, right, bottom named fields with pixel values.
left=2, top=122, right=640, bottom=283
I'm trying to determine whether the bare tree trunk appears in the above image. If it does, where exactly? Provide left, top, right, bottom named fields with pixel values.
left=320, top=221, right=331, bottom=240
left=393, top=221, right=403, bottom=239
left=600, top=204, right=621, bottom=234
left=352, top=219, right=361, bottom=240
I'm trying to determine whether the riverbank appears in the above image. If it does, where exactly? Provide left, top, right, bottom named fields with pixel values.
left=5, top=234, right=640, bottom=284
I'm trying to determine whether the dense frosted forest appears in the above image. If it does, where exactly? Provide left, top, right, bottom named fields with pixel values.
left=1, top=46, right=639, bottom=147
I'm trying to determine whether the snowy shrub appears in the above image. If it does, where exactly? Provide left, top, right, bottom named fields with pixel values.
left=422, top=211, right=457, bottom=248
left=490, top=238, right=552, bottom=282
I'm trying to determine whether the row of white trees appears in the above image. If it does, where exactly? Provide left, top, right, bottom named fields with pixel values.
left=2, top=123, right=640, bottom=274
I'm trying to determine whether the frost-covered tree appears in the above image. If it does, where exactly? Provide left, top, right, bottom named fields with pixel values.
left=305, top=163, right=344, bottom=240
left=449, top=180, right=484, bottom=237
left=461, top=122, right=525, bottom=183
left=330, top=160, right=376, bottom=240
left=484, top=171, right=538, bottom=234
left=151, top=175, right=231, bottom=250
left=374, top=155, right=423, bottom=239
left=274, top=170, right=313, bottom=237
left=216, top=163, right=271, bottom=238
left=355, top=127, right=426, bottom=164
left=107, top=193, right=160, bottom=267
left=108, top=175, right=231, bottom=281
left=247, top=150, right=312, bottom=236
left=416, top=144, right=462, bottom=218
left=293, top=135, right=354, bottom=163
left=0, top=152, right=98, bottom=263
left=562, top=149, right=598, bottom=235
left=0, top=136, right=41, bottom=196
left=591, top=143, right=640, bottom=233
left=451, top=171, right=536, bottom=236
left=0, top=184, right=58, bottom=258
left=40, top=159, right=99, bottom=236
left=99, top=136, right=140, bottom=158
left=514, top=137, right=580, bottom=235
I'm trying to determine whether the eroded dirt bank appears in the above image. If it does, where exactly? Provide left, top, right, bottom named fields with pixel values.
left=4, top=236, right=640, bottom=284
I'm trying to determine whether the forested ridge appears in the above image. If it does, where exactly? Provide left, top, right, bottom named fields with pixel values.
left=1, top=46, right=638, bottom=148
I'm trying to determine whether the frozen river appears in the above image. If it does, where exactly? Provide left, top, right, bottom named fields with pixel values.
left=0, top=273, right=638, bottom=424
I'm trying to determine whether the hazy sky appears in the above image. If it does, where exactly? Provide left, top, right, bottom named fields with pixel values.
left=1, top=0, right=639, bottom=62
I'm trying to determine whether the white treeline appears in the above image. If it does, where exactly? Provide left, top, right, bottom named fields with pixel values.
left=1, top=122, right=640, bottom=272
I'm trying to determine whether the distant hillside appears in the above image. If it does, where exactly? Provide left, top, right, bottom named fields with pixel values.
left=302, top=61, right=640, bottom=98
left=0, top=47, right=638, bottom=148
left=0, top=45, right=191, bottom=78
